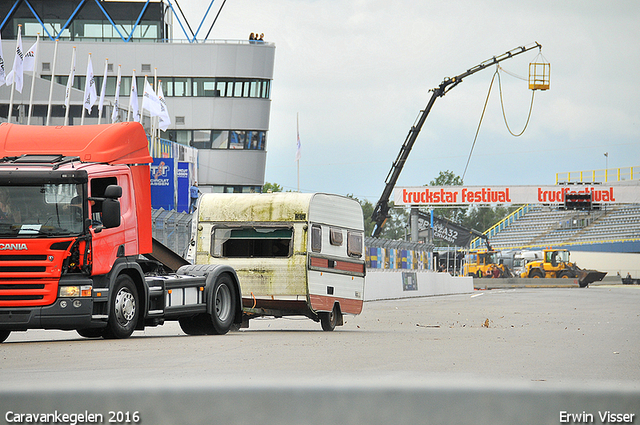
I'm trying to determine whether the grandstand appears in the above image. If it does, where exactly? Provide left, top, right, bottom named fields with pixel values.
left=471, top=167, right=640, bottom=253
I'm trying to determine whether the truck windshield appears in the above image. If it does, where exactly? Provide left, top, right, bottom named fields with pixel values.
left=0, top=184, right=84, bottom=236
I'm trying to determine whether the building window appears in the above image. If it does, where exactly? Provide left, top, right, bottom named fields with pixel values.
left=192, top=130, right=212, bottom=149
left=165, top=130, right=265, bottom=150
left=211, top=131, right=229, bottom=149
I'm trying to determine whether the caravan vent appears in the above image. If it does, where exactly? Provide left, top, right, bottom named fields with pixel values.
left=141, top=64, right=152, bottom=72
left=175, top=116, right=185, bottom=125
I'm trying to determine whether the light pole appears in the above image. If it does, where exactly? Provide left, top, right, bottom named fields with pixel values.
left=604, top=152, right=608, bottom=181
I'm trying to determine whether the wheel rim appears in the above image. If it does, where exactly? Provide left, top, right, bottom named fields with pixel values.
left=328, top=309, right=336, bottom=326
left=114, top=287, right=136, bottom=326
left=214, top=283, right=232, bottom=322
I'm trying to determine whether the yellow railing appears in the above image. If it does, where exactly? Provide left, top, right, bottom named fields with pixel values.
left=556, top=166, right=639, bottom=183
left=491, top=236, right=640, bottom=252
left=469, top=204, right=530, bottom=249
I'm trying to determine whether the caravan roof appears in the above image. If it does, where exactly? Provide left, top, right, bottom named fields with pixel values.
left=198, top=192, right=364, bottom=230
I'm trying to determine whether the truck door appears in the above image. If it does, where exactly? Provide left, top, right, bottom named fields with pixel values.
left=89, top=176, right=129, bottom=275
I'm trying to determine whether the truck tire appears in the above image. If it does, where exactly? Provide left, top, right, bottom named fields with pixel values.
left=179, top=315, right=208, bottom=335
left=103, top=274, right=139, bottom=339
left=209, top=274, right=236, bottom=335
left=319, top=304, right=341, bottom=332
left=558, top=270, right=572, bottom=279
left=77, top=328, right=104, bottom=338
left=0, top=330, right=10, bottom=343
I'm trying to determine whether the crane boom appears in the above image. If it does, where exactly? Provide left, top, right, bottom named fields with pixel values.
left=370, top=42, right=542, bottom=237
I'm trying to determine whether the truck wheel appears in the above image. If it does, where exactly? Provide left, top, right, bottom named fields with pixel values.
left=209, top=274, right=236, bottom=335
left=558, top=270, right=572, bottom=279
left=0, top=330, right=10, bottom=343
left=103, top=274, right=139, bottom=339
left=319, top=305, right=341, bottom=332
left=77, top=328, right=104, bottom=338
left=179, top=315, right=208, bottom=335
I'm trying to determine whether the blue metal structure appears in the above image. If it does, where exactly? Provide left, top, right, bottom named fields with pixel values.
left=0, top=0, right=223, bottom=43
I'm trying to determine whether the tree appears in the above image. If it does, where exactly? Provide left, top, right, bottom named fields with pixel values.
left=262, top=182, right=282, bottom=193
left=429, top=170, right=463, bottom=187
left=349, top=195, right=408, bottom=240
left=462, top=204, right=518, bottom=235
left=427, top=170, right=465, bottom=224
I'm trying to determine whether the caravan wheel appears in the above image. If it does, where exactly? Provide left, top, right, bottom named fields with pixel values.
left=319, top=305, right=341, bottom=332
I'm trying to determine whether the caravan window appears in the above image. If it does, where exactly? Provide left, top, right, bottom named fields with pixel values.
left=311, top=224, right=322, bottom=253
left=329, top=228, right=343, bottom=246
left=347, top=231, right=363, bottom=258
left=210, top=226, right=292, bottom=258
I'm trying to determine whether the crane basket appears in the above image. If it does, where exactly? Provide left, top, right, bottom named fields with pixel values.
left=529, top=53, right=550, bottom=90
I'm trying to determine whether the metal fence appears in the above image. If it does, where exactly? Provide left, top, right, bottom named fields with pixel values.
left=151, top=209, right=192, bottom=257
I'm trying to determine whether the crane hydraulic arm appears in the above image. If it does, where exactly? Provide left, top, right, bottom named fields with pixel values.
left=370, top=42, right=542, bottom=237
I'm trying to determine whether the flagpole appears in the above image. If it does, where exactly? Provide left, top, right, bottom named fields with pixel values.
left=27, top=33, right=40, bottom=125
left=296, top=112, right=300, bottom=193
left=153, top=68, right=158, bottom=141
left=46, top=40, right=58, bottom=126
left=7, top=25, right=22, bottom=123
left=80, top=53, right=90, bottom=125
left=97, top=58, right=108, bottom=124
left=112, top=64, right=121, bottom=123
left=64, top=47, right=76, bottom=126
left=127, top=69, right=136, bottom=122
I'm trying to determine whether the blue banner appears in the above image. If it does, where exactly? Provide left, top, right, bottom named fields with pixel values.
left=150, top=158, right=174, bottom=210
left=177, top=162, right=190, bottom=213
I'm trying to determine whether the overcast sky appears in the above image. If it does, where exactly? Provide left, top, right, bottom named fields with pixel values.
left=179, top=0, right=640, bottom=201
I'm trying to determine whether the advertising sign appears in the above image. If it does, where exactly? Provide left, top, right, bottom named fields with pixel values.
left=417, top=212, right=474, bottom=247
left=150, top=158, right=174, bottom=210
left=176, top=162, right=190, bottom=213
left=395, top=184, right=639, bottom=206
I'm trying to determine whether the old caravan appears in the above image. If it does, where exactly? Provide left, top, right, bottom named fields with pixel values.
left=189, top=193, right=366, bottom=331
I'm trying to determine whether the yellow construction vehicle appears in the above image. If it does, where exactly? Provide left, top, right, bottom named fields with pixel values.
left=463, top=249, right=514, bottom=278
left=520, top=249, right=606, bottom=287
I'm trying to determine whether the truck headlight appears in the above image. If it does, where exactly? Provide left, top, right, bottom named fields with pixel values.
left=59, top=285, right=92, bottom=297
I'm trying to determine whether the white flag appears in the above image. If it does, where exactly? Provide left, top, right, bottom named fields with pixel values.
left=64, top=48, right=76, bottom=110
left=98, top=59, right=108, bottom=116
left=142, top=77, right=162, bottom=116
left=22, top=40, right=38, bottom=72
left=129, top=69, right=140, bottom=122
left=11, top=26, right=24, bottom=93
left=157, top=82, right=171, bottom=131
left=83, top=55, right=97, bottom=112
left=0, top=30, right=6, bottom=85
left=111, top=65, right=121, bottom=123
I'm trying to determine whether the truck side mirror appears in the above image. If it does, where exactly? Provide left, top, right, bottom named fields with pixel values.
left=104, top=185, right=122, bottom=199
left=101, top=198, right=121, bottom=228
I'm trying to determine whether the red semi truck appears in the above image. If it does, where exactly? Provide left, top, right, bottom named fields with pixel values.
left=0, top=122, right=242, bottom=342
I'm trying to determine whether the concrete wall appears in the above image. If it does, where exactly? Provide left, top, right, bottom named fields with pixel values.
left=365, top=270, right=473, bottom=301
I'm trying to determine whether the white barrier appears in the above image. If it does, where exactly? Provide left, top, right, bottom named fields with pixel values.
left=2, top=378, right=638, bottom=425
left=364, top=270, right=473, bottom=301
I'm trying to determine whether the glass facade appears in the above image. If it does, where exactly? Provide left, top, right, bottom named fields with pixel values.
left=52, top=76, right=270, bottom=100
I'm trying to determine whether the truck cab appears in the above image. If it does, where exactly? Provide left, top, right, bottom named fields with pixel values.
left=0, top=123, right=242, bottom=343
